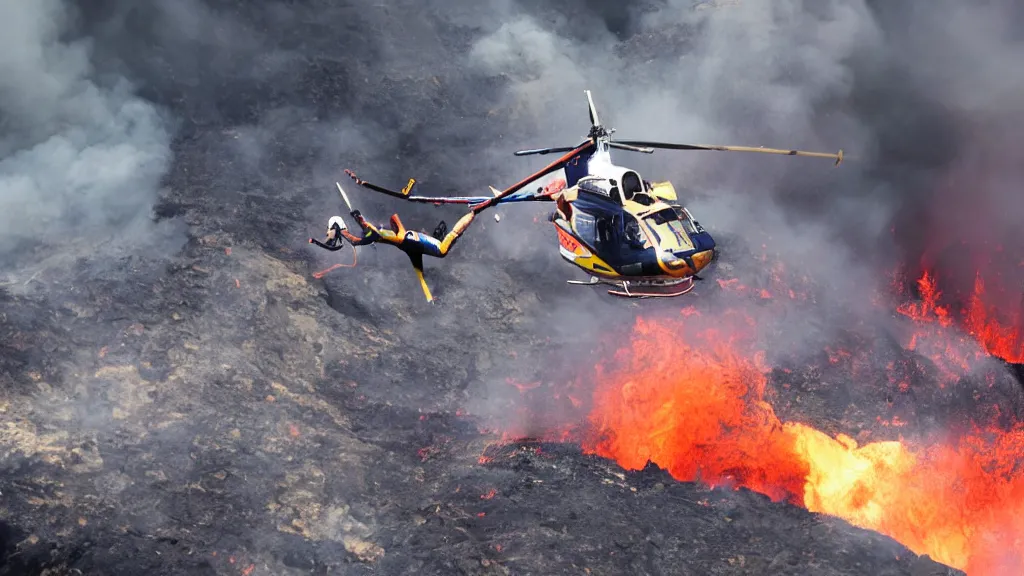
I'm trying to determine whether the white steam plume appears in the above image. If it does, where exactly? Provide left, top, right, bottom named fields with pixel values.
left=0, top=0, right=175, bottom=265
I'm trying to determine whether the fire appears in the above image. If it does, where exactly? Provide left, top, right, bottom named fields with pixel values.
left=584, top=319, right=807, bottom=502
left=580, top=317, right=1024, bottom=574
left=963, top=274, right=1024, bottom=364
left=894, top=271, right=1012, bottom=385
left=898, top=269, right=1024, bottom=365
left=475, top=251, right=1023, bottom=573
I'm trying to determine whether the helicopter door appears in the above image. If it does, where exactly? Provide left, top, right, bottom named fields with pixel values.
left=595, top=217, right=615, bottom=246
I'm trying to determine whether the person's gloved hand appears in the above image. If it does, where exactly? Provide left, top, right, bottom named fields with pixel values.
left=351, top=209, right=362, bottom=219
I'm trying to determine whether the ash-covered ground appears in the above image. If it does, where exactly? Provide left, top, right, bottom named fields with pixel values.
left=4, top=0, right=1021, bottom=574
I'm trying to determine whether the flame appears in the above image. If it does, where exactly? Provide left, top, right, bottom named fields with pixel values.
left=580, top=317, right=1024, bottom=574
left=893, top=271, right=1007, bottom=385
left=963, top=274, right=1024, bottom=364
left=898, top=269, right=1024, bottom=365
left=478, top=252, right=1023, bottom=574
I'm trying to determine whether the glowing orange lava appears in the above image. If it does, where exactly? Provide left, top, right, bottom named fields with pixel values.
left=581, top=317, right=1024, bottom=575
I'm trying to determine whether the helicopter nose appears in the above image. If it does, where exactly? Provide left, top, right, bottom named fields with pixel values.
left=659, top=252, right=687, bottom=271
left=691, top=249, right=714, bottom=271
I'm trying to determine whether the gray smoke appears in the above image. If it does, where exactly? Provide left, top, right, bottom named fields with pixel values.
left=876, top=1, right=1024, bottom=309
left=0, top=0, right=180, bottom=268
left=472, top=1, right=1021, bottom=357
left=41, top=0, right=1018, bottom=417
left=459, top=1, right=883, bottom=358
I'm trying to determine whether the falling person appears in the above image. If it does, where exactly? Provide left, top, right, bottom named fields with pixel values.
left=310, top=208, right=476, bottom=303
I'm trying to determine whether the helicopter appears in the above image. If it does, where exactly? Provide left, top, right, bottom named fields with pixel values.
left=341, top=90, right=844, bottom=298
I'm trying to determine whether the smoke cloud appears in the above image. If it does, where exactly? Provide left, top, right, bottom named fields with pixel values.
left=12, top=0, right=1014, bottom=447
left=8, top=0, right=1017, bottom=325
left=0, top=0, right=180, bottom=269
left=875, top=1, right=1024, bottom=307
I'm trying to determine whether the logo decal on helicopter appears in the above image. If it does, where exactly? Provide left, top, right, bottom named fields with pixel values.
left=556, top=225, right=591, bottom=258
left=543, top=177, right=567, bottom=196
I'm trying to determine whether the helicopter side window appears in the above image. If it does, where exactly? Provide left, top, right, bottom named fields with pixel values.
left=623, top=171, right=655, bottom=205
left=574, top=212, right=597, bottom=246
left=622, top=172, right=642, bottom=199
left=579, top=177, right=610, bottom=199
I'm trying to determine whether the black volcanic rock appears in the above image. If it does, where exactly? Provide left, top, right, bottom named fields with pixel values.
left=0, top=227, right=966, bottom=576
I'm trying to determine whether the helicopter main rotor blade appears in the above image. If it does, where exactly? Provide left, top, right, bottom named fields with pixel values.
left=585, top=89, right=599, bottom=128
left=608, top=141, right=654, bottom=154
left=514, top=146, right=579, bottom=156
left=613, top=140, right=844, bottom=166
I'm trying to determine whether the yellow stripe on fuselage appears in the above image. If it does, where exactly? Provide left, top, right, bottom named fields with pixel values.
left=553, top=221, right=620, bottom=278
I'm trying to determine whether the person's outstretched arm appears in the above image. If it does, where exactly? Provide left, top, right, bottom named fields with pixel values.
left=309, top=237, right=346, bottom=251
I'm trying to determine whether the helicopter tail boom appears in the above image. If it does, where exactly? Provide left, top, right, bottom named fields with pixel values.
left=342, top=169, right=554, bottom=208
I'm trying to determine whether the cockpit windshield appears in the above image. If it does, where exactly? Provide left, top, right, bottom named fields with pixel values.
left=642, top=209, right=694, bottom=252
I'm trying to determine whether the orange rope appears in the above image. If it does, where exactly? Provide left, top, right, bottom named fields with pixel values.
left=312, top=242, right=358, bottom=279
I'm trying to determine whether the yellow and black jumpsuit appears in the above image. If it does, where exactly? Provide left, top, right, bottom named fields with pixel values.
left=311, top=210, right=475, bottom=302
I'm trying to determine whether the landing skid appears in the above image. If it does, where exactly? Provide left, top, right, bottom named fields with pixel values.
left=608, top=277, right=695, bottom=298
left=566, top=275, right=696, bottom=298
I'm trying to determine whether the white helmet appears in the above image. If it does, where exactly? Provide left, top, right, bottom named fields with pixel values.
left=328, top=216, right=347, bottom=231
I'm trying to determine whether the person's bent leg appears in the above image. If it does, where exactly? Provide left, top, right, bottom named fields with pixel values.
left=438, top=212, right=476, bottom=255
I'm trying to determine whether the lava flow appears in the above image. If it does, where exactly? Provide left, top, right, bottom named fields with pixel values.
left=579, top=316, right=1024, bottom=575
